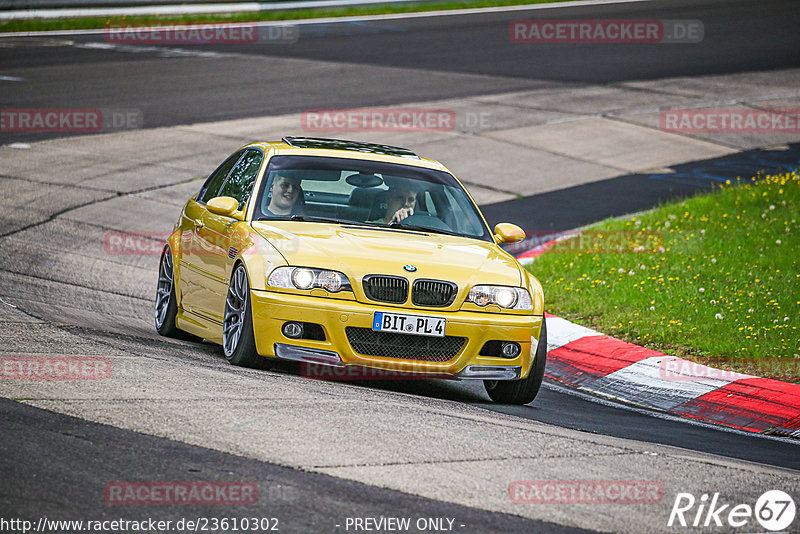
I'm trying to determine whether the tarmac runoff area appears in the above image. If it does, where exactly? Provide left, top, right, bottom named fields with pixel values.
left=1, top=67, right=800, bottom=533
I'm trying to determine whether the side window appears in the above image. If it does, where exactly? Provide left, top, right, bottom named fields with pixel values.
left=197, top=151, right=243, bottom=204
left=218, top=149, right=263, bottom=206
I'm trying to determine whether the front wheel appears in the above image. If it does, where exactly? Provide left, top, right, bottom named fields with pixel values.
left=484, top=318, right=547, bottom=405
left=223, top=264, right=271, bottom=370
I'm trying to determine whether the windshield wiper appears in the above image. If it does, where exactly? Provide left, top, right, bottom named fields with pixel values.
left=388, top=222, right=461, bottom=237
left=255, top=215, right=357, bottom=224
left=290, top=215, right=364, bottom=225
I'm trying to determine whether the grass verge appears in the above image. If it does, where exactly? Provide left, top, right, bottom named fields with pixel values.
left=1, top=0, right=570, bottom=33
left=527, top=170, right=800, bottom=383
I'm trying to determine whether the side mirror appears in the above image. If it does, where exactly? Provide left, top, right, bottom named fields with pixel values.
left=494, top=223, right=525, bottom=244
left=206, top=196, right=240, bottom=218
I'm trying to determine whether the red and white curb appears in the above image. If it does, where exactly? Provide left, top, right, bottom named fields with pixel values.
left=516, top=237, right=800, bottom=438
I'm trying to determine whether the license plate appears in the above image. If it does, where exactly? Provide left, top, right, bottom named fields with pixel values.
left=372, top=312, right=446, bottom=338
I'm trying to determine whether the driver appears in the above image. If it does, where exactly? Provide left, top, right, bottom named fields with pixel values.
left=373, top=186, right=417, bottom=224
left=264, top=174, right=302, bottom=216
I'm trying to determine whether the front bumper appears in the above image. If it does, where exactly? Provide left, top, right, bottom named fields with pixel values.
left=250, top=289, right=543, bottom=380
left=273, top=343, right=522, bottom=380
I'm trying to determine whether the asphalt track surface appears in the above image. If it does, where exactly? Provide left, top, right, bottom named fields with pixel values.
left=1, top=399, right=589, bottom=533
left=1, top=0, right=799, bottom=143
left=1, top=0, right=800, bottom=531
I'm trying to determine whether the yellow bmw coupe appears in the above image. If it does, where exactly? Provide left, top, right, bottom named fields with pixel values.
left=155, top=137, right=547, bottom=404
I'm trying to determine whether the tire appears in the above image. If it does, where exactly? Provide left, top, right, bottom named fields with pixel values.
left=155, top=246, right=198, bottom=341
left=484, top=317, right=547, bottom=405
left=223, top=263, right=271, bottom=370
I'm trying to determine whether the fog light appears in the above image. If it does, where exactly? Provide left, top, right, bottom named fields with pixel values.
left=501, top=342, right=521, bottom=358
left=282, top=322, right=304, bottom=339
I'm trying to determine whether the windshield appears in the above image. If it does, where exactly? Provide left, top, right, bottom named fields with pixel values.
left=252, top=155, right=491, bottom=241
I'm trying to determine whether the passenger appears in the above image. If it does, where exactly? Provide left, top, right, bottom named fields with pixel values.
left=372, top=186, right=417, bottom=224
left=264, top=174, right=302, bottom=216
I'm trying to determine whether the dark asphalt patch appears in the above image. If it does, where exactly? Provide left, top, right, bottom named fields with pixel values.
left=481, top=142, right=800, bottom=235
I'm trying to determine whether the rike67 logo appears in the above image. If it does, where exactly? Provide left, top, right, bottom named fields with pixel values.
left=668, top=490, right=795, bottom=531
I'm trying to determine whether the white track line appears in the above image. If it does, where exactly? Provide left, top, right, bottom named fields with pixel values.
left=0, top=0, right=657, bottom=34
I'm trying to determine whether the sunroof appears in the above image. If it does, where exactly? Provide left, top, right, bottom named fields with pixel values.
left=281, top=136, right=419, bottom=159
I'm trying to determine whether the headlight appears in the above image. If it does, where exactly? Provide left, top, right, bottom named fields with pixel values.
left=467, top=285, right=532, bottom=310
left=317, top=270, right=344, bottom=292
left=268, top=266, right=352, bottom=293
left=291, top=268, right=315, bottom=290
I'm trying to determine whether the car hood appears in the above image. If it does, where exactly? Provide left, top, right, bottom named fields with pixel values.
left=251, top=221, right=523, bottom=289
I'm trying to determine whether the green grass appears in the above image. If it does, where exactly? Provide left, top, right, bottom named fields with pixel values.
left=528, top=170, right=800, bottom=383
left=1, top=0, right=570, bottom=33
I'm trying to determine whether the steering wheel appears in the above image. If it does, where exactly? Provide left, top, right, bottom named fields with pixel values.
left=398, top=213, right=453, bottom=232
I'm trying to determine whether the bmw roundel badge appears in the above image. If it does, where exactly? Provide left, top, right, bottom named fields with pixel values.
left=403, top=265, right=417, bottom=273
